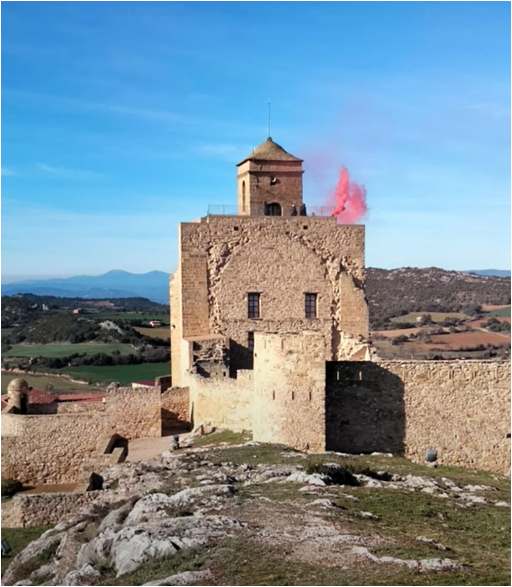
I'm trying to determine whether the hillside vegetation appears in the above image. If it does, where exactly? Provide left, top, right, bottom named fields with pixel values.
left=366, top=268, right=511, bottom=329
left=1, top=296, right=170, bottom=378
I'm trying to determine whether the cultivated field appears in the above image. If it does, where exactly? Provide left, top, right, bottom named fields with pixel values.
left=428, top=331, right=511, bottom=349
left=1, top=373, right=95, bottom=394
left=93, top=312, right=169, bottom=324
left=374, top=327, right=421, bottom=339
left=484, top=305, right=511, bottom=317
left=60, top=362, right=169, bottom=385
left=390, top=312, right=467, bottom=324
left=4, top=343, right=135, bottom=358
left=134, top=327, right=170, bottom=340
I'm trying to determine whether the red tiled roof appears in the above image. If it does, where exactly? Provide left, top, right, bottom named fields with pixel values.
left=27, top=389, right=57, bottom=405
left=133, top=380, right=155, bottom=386
left=56, top=394, right=105, bottom=403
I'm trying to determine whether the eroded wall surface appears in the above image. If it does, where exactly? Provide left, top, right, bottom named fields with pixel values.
left=105, top=387, right=162, bottom=439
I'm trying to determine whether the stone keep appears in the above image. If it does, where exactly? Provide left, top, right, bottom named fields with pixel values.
left=170, top=138, right=370, bottom=386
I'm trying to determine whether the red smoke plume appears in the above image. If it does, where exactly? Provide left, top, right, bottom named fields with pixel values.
left=329, top=166, right=367, bottom=224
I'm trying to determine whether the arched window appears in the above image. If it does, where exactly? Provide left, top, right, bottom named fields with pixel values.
left=267, top=202, right=282, bottom=216
left=242, top=181, right=246, bottom=211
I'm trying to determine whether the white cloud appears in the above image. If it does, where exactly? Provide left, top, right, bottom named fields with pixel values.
left=35, top=163, right=105, bottom=181
left=1, top=166, right=18, bottom=176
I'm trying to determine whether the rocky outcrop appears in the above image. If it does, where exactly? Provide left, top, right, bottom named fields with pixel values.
left=2, top=440, right=509, bottom=586
left=77, top=515, right=242, bottom=576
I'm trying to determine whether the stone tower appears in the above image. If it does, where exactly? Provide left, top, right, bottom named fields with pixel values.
left=236, top=138, right=304, bottom=216
left=170, top=137, right=369, bottom=386
left=7, top=378, right=29, bottom=413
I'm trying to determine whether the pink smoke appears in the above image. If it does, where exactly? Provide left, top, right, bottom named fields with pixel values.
left=329, top=166, right=367, bottom=224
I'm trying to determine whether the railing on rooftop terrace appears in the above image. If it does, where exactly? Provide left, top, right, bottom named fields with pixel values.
left=208, top=205, right=238, bottom=215
left=207, top=205, right=337, bottom=217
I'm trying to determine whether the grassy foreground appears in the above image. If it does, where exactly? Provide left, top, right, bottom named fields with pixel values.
left=2, top=434, right=509, bottom=586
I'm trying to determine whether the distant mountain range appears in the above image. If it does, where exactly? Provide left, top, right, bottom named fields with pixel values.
left=1, top=268, right=510, bottom=304
left=463, top=269, right=511, bottom=278
left=1, top=270, right=170, bottom=303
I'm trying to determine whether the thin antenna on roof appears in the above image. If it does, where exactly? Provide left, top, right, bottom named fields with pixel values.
left=267, top=99, right=271, bottom=139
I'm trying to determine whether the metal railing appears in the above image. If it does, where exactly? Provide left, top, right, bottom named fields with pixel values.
left=207, top=204, right=338, bottom=217
left=207, top=205, right=239, bottom=216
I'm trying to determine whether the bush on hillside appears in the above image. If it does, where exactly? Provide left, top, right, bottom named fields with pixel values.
left=1, top=478, right=23, bottom=498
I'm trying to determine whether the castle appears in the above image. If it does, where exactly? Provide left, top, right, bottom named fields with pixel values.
left=1, top=138, right=510, bottom=496
left=170, top=137, right=371, bottom=386
left=170, top=137, right=510, bottom=470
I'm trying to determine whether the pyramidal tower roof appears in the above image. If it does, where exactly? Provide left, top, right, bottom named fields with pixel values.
left=237, top=137, right=303, bottom=166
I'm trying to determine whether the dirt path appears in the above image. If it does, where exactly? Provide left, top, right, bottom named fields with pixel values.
left=125, top=437, right=174, bottom=462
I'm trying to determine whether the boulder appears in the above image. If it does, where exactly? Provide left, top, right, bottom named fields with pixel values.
left=62, top=564, right=101, bottom=586
left=142, top=569, right=212, bottom=586
left=125, top=486, right=235, bottom=525
left=77, top=515, right=243, bottom=576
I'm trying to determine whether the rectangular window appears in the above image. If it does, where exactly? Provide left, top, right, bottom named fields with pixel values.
left=248, top=332, right=254, bottom=352
left=305, top=293, right=317, bottom=318
left=248, top=293, right=260, bottom=319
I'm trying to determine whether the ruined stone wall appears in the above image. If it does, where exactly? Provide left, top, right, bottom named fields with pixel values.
left=186, top=335, right=230, bottom=378
left=176, top=216, right=368, bottom=379
left=8, top=492, right=103, bottom=528
left=29, top=402, right=106, bottom=415
left=253, top=332, right=326, bottom=453
left=161, top=387, right=190, bottom=431
left=186, top=370, right=253, bottom=431
left=1, top=413, right=111, bottom=484
left=105, top=387, right=162, bottom=439
left=326, top=360, right=511, bottom=474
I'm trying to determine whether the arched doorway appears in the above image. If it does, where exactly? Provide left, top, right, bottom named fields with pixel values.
left=267, top=202, right=282, bottom=216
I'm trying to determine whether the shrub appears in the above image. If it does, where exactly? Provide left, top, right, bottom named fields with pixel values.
left=1, top=478, right=23, bottom=498
left=306, top=463, right=360, bottom=487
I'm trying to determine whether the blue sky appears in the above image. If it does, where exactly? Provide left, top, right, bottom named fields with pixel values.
left=1, top=1, right=510, bottom=281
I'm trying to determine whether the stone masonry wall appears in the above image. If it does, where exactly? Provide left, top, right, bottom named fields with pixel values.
left=253, top=332, right=326, bottom=453
left=105, top=387, right=162, bottom=439
left=237, top=159, right=304, bottom=217
left=161, top=387, right=190, bottom=431
left=8, top=491, right=130, bottom=528
left=186, top=370, right=253, bottom=431
left=174, top=215, right=368, bottom=382
left=1, top=413, right=111, bottom=484
left=326, top=360, right=511, bottom=474
left=29, top=402, right=106, bottom=415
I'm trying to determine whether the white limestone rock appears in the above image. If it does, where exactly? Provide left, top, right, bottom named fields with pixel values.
left=62, top=564, right=101, bottom=586
left=76, top=515, right=243, bottom=577
left=142, top=569, right=212, bottom=586
left=124, top=485, right=235, bottom=525
left=2, top=533, right=64, bottom=587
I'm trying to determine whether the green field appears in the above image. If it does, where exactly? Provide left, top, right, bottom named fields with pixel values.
left=134, top=327, right=170, bottom=340
left=391, top=311, right=467, bottom=324
left=1, top=526, right=51, bottom=575
left=5, top=343, right=135, bottom=358
left=1, top=373, right=94, bottom=394
left=485, top=306, right=511, bottom=317
left=92, top=312, right=169, bottom=324
left=60, top=362, right=169, bottom=385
